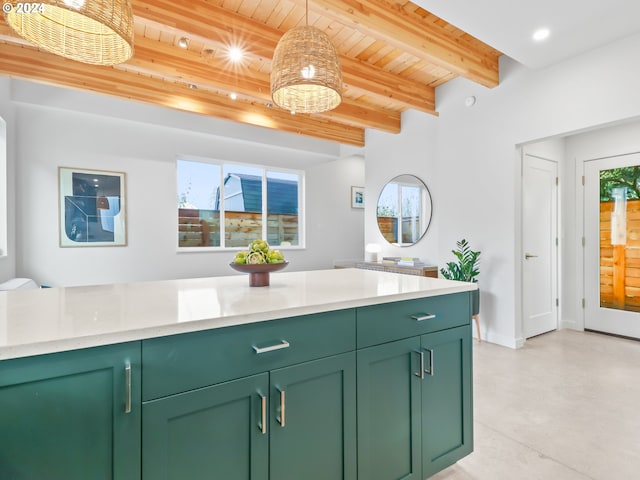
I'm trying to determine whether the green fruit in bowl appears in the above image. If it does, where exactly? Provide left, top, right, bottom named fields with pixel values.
left=249, top=239, right=269, bottom=254
left=232, top=239, right=286, bottom=264
left=267, top=249, right=285, bottom=263
left=233, top=251, right=249, bottom=264
left=246, top=251, right=267, bottom=264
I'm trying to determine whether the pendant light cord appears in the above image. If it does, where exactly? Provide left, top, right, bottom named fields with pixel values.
left=305, top=0, right=309, bottom=26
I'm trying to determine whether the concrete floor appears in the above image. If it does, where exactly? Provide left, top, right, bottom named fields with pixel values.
left=431, top=329, right=640, bottom=480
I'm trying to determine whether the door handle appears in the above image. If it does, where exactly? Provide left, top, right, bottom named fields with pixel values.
left=524, top=253, right=538, bottom=260
left=258, top=393, right=267, bottom=435
left=124, top=362, right=132, bottom=414
left=424, top=348, right=434, bottom=376
left=410, top=312, right=436, bottom=322
left=253, top=340, right=290, bottom=354
left=277, top=387, right=286, bottom=427
left=414, top=350, right=425, bottom=379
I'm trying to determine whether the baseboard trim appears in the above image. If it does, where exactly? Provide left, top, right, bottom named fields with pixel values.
left=482, top=331, right=522, bottom=349
left=560, top=320, right=581, bottom=330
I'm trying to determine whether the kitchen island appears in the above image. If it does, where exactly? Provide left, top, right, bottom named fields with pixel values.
left=0, top=268, right=476, bottom=480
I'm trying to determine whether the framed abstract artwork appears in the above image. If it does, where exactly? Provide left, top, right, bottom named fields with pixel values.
left=59, top=167, right=127, bottom=247
left=351, top=186, right=364, bottom=209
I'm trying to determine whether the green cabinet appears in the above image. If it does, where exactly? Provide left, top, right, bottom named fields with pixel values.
left=143, top=373, right=269, bottom=480
left=0, top=342, right=141, bottom=480
left=142, top=352, right=356, bottom=480
left=0, top=291, right=472, bottom=480
left=357, top=337, right=423, bottom=480
left=141, top=309, right=357, bottom=480
left=357, top=293, right=473, bottom=480
left=270, top=352, right=356, bottom=480
left=421, top=325, right=473, bottom=478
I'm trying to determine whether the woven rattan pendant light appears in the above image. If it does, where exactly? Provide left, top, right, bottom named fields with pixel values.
left=270, top=0, right=342, bottom=114
left=4, top=0, right=134, bottom=66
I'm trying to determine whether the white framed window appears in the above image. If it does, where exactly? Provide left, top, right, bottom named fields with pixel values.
left=177, top=158, right=304, bottom=250
left=0, top=116, right=6, bottom=258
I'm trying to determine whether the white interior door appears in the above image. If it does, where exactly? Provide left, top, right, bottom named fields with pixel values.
left=584, top=153, right=640, bottom=338
left=523, top=154, right=558, bottom=338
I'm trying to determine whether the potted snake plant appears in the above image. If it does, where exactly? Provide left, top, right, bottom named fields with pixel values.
left=440, top=239, right=481, bottom=316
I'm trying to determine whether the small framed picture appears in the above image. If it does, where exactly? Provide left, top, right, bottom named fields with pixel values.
left=351, top=186, right=365, bottom=209
left=59, top=167, right=127, bottom=247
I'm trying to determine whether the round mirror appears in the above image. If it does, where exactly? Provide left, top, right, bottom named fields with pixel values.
left=376, top=174, right=432, bottom=246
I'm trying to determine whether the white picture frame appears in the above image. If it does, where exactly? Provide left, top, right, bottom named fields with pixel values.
left=351, top=186, right=364, bottom=209
left=59, top=167, right=127, bottom=247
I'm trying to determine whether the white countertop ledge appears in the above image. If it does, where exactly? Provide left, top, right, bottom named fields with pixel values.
left=0, top=268, right=476, bottom=360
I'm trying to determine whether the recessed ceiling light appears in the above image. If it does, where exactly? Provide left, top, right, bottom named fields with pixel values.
left=228, top=46, right=244, bottom=63
left=532, top=28, right=550, bottom=42
left=229, top=92, right=237, bottom=100
left=178, top=37, right=190, bottom=49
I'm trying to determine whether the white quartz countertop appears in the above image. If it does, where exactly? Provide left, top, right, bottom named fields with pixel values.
left=0, top=268, right=476, bottom=360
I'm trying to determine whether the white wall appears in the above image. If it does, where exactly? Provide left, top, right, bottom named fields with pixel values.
left=306, top=154, right=365, bottom=265
left=365, top=32, right=640, bottom=347
left=11, top=81, right=364, bottom=286
left=363, top=110, right=440, bottom=265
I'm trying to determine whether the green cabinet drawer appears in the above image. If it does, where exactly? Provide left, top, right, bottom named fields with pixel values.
left=356, top=292, right=471, bottom=348
left=142, top=309, right=356, bottom=400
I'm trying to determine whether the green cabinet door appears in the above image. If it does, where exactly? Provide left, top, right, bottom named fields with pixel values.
left=0, top=342, right=141, bottom=480
left=421, top=325, right=473, bottom=478
left=357, top=337, right=423, bottom=480
left=142, top=373, right=269, bottom=480
left=270, top=352, right=357, bottom=480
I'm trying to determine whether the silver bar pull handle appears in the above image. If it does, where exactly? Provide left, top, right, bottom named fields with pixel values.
left=414, top=350, right=425, bottom=380
left=411, top=312, right=436, bottom=322
left=124, top=362, right=132, bottom=414
left=253, top=340, right=290, bottom=354
left=424, top=348, right=434, bottom=376
left=525, top=253, right=538, bottom=260
left=259, top=393, right=267, bottom=435
left=277, top=388, right=286, bottom=427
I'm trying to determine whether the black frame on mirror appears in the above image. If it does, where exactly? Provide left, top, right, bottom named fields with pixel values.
left=376, top=174, right=432, bottom=246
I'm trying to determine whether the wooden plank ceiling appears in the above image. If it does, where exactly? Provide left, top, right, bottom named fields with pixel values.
left=0, top=0, right=501, bottom=146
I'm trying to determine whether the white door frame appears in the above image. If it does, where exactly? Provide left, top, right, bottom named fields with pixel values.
left=575, top=159, right=586, bottom=332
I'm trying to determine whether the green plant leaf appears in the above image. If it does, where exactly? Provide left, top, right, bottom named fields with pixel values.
left=440, top=239, right=481, bottom=282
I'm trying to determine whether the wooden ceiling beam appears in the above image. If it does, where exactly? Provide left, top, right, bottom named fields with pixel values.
left=0, top=41, right=365, bottom=146
left=341, top=56, right=435, bottom=114
left=311, top=0, right=500, bottom=88
left=132, top=0, right=436, bottom=114
left=127, top=35, right=401, bottom=133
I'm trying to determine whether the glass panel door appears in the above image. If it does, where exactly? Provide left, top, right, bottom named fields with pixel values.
left=585, top=154, right=640, bottom=338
